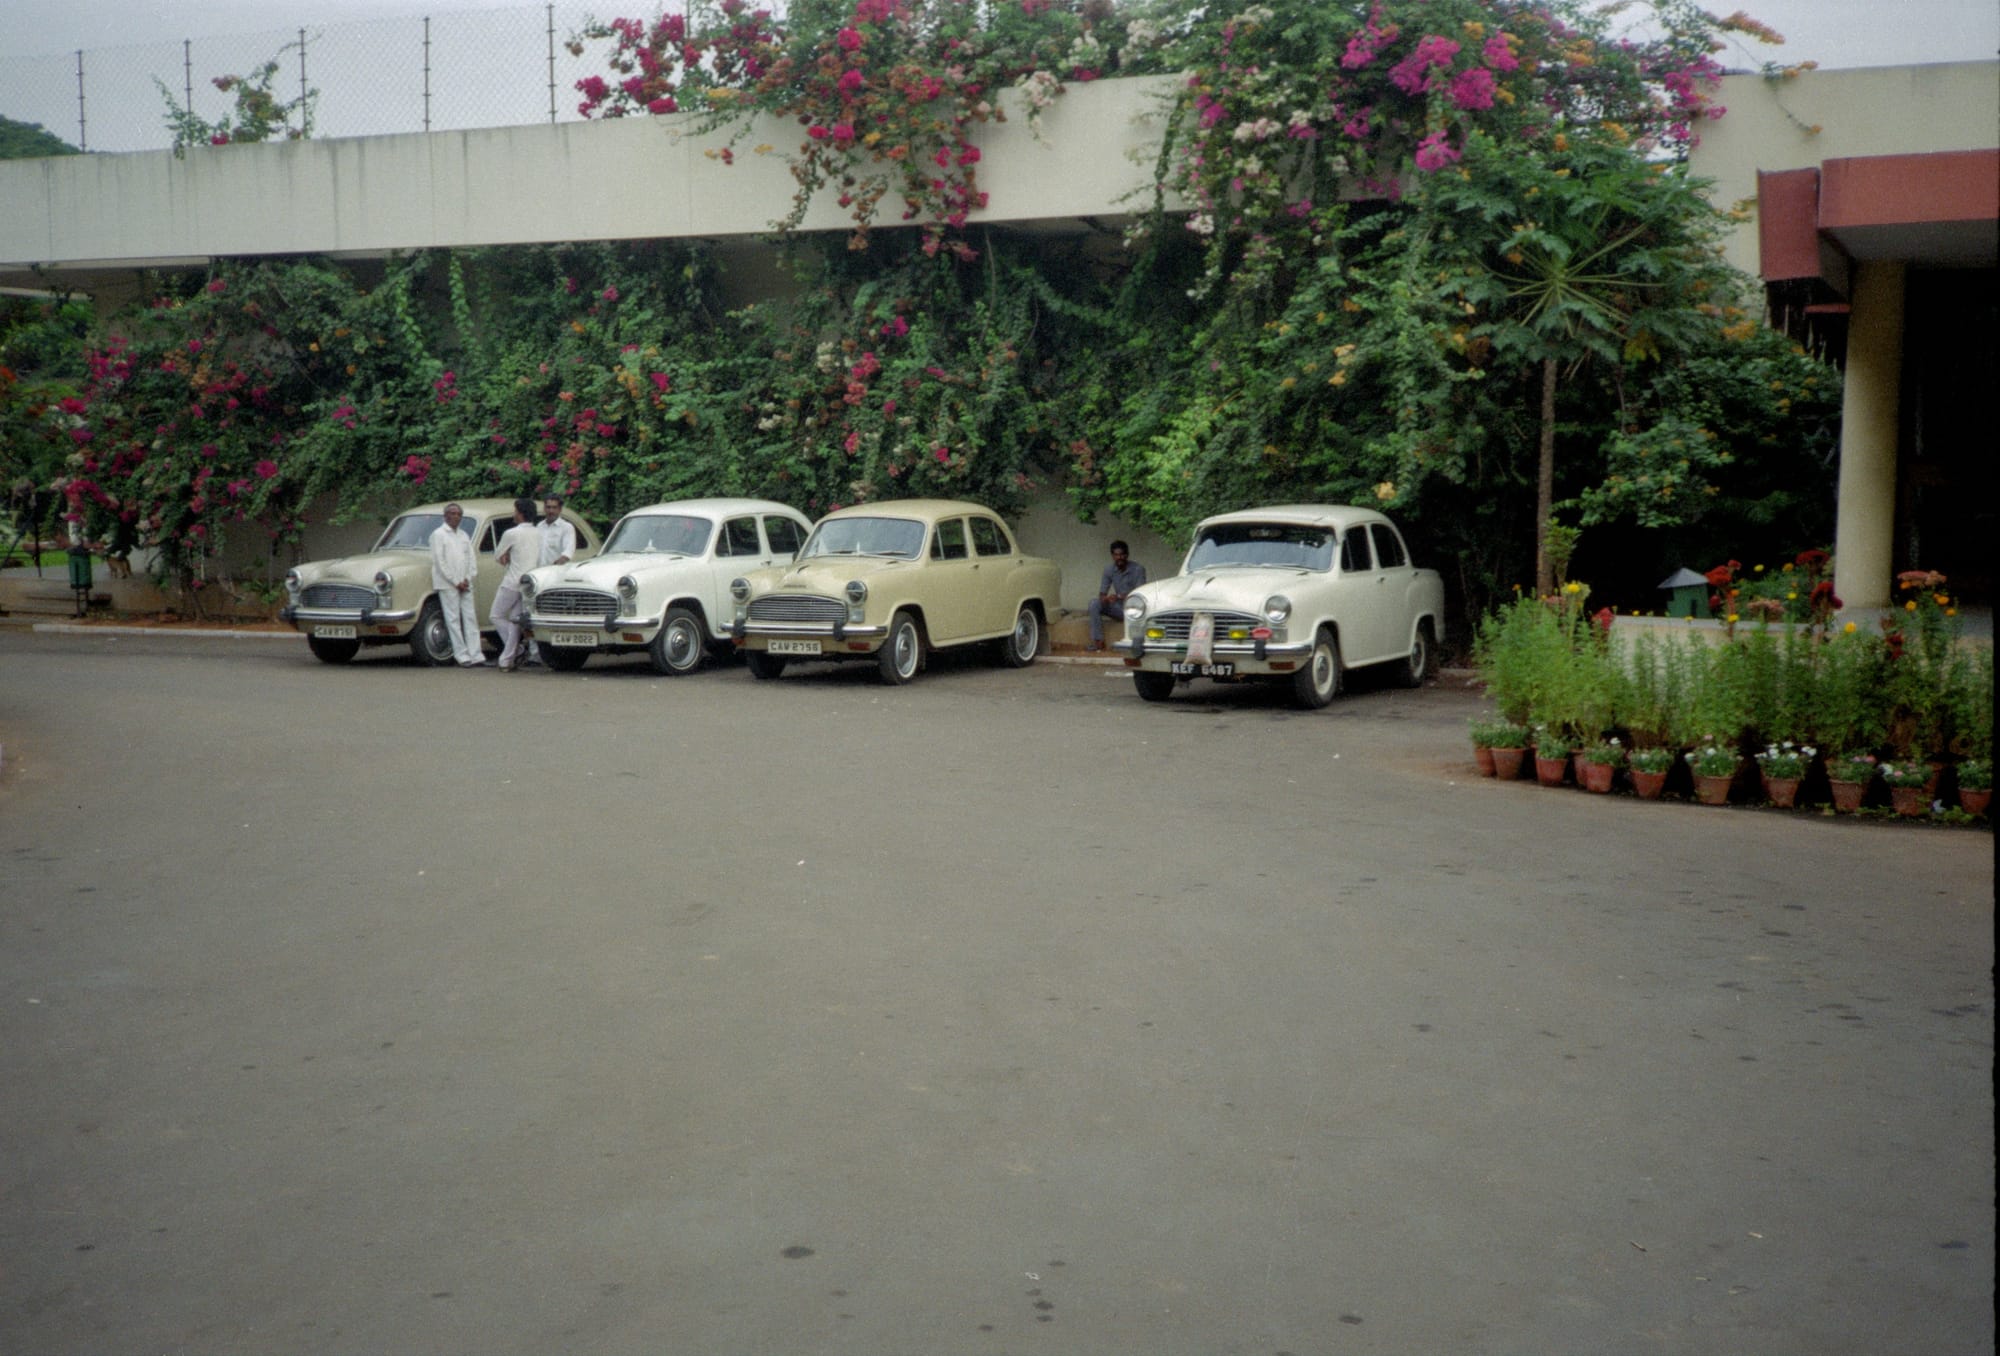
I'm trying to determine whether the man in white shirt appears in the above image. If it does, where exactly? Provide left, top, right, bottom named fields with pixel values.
left=492, top=497, right=541, bottom=671
left=428, top=502, right=484, bottom=667
left=523, top=495, right=578, bottom=667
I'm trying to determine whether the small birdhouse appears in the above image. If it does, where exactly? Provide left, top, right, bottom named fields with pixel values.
left=1658, top=567, right=1710, bottom=619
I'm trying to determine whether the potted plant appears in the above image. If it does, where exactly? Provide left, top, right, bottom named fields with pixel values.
left=1684, top=739, right=1741, bottom=806
left=1628, top=745, right=1676, bottom=800
left=1826, top=752, right=1877, bottom=813
left=1469, top=719, right=1529, bottom=778
left=1878, top=757, right=1932, bottom=817
left=1532, top=724, right=1574, bottom=788
left=1753, top=740, right=1815, bottom=809
left=1955, top=758, right=1992, bottom=816
left=1578, top=737, right=1625, bottom=794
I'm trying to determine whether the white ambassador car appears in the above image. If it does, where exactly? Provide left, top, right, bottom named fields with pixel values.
left=1116, top=505, right=1445, bottom=708
left=518, top=498, right=812, bottom=673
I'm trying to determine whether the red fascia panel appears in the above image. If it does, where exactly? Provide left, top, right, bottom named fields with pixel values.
left=1819, top=149, right=2000, bottom=231
left=1758, top=168, right=1823, bottom=281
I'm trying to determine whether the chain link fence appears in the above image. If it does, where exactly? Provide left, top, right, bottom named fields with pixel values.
left=0, top=3, right=623, bottom=154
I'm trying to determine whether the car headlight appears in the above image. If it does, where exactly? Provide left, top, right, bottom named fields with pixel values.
left=519, top=575, right=537, bottom=604
left=284, top=568, right=301, bottom=598
left=373, top=570, right=393, bottom=603
left=1124, top=594, right=1147, bottom=622
left=617, top=576, right=639, bottom=610
left=844, top=579, right=868, bottom=606
left=730, top=577, right=751, bottom=604
left=1263, top=594, right=1292, bottom=626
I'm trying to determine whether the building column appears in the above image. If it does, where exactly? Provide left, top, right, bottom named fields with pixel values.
left=1833, top=260, right=1904, bottom=611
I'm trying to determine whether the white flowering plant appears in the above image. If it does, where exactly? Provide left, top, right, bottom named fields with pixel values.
left=1753, top=740, right=1815, bottom=780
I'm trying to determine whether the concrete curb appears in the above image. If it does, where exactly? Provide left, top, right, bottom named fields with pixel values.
left=27, top=623, right=302, bottom=641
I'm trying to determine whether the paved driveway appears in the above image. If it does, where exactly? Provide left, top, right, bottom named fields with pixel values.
left=1, top=630, right=1992, bottom=1355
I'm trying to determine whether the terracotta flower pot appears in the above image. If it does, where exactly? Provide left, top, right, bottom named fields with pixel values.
left=1693, top=772, right=1734, bottom=805
left=1828, top=778, right=1868, bottom=813
left=1762, top=775, right=1802, bottom=808
left=1535, top=754, right=1570, bottom=787
left=1579, top=761, right=1615, bottom=793
left=1960, top=787, right=1992, bottom=816
left=1491, top=747, right=1527, bottom=781
left=1473, top=745, right=1497, bottom=777
left=1630, top=769, right=1669, bottom=800
left=1890, top=784, right=1929, bottom=817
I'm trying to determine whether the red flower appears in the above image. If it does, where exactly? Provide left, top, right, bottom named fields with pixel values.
left=254, top=459, right=279, bottom=480
left=836, top=26, right=863, bottom=51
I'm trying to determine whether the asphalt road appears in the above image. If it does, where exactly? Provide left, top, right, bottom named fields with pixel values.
left=0, top=629, right=1992, bottom=1356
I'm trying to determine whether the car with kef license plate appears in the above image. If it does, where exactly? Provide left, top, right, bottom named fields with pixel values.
left=1116, top=504, right=1444, bottom=707
left=727, top=498, right=1061, bottom=684
left=517, top=498, right=812, bottom=673
left=281, top=498, right=600, bottom=665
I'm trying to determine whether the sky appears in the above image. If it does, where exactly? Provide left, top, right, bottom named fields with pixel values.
left=2, top=0, right=1996, bottom=151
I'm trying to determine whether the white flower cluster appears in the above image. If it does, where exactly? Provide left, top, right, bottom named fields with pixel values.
left=1232, top=118, right=1281, bottom=143
left=1125, top=19, right=1158, bottom=48
left=1185, top=212, right=1215, bottom=236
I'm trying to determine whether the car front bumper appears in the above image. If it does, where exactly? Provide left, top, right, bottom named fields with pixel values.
left=1114, top=634, right=1313, bottom=674
left=729, top=618, right=889, bottom=652
left=282, top=604, right=421, bottom=633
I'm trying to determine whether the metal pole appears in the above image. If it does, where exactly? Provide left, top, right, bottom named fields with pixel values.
left=183, top=40, right=193, bottom=117
left=297, top=28, right=307, bottom=136
left=423, top=16, right=432, bottom=133
left=74, top=51, right=86, bottom=151
left=547, top=3, right=557, bottom=124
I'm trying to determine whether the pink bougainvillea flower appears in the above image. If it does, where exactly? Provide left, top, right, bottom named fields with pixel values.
left=1449, top=67, right=1497, bottom=110
left=1483, top=34, right=1520, bottom=72
left=1414, top=129, right=1461, bottom=171
left=206, top=278, right=226, bottom=293
left=880, top=315, right=908, bottom=338
left=650, top=372, right=670, bottom=393
left=956, top=145, right=980, bottom=166
left=254, top=459, right=279, bottom=479
left=602, top=286, right=619, bottom=302
left=647, top=97, right=677, bottom=115
left=934, top=445, right=949, bottom=463
left=839, top=69, right=865, bottom=96
left=831, top=123, right=856, bottom=144
left=836, top=26, right=862, bottom=51
left=808, top=124, right=831, bottom=140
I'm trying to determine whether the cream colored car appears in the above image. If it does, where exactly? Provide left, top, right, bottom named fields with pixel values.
left=282, top=498, right=599, bottom=664
left=519, top=498, right=811, bottom=674
left=727, top=499, right=1061, bottom=684
left=1117, top=505, right=1445, bottom=707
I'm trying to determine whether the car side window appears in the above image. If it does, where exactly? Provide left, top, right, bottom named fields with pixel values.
left=717, top=517, right=761, bottom=557
left=764, top=515, right=804, bottom=558
left=933, top=518, right=969, bottom=560
left=1339, top=528, right=1374, bottom=574
left=970, top=517, right=1009, bottom=556
left=476, top=520, right=498, bottom=553
left=1369, top=523, right=1407, bottom=569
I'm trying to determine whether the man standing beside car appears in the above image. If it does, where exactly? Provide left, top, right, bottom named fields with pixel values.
left=492, top=498, right=540, bottom=672
left=1087, top=539, right=1147, bottom=651
left=429, top=502, right=483, bottom=668
left=522, top=494, right=578, bottom=668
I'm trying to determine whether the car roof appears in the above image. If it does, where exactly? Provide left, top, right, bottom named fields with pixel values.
left=1195, top=504, right=1389, bottom=531
left=398, top=497, right=586, bottom=521
left=618, top=498, right=809, bottom=520
left=819, top=498, right=1007, bottom=524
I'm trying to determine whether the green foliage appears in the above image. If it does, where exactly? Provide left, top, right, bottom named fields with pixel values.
left=157, top=39, right=317, bottom=154
left=0, top=114, right=79, bottom=159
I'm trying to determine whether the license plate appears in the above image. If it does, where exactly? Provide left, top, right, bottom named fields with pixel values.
left=1171, top=661, right=1234, bottom=677
left=550, top=631, right=598, bottom=648
left=769, top=638, right=823, bottom=656
left=314, top=624, right=357, bottom=640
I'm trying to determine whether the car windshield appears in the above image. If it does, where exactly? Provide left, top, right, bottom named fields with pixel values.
left=1185, top=522, right=1335, bottom=571
left=603, top=514, right=712, bottom=556
left=800, top=516, right=926, bottom=560
left=376, top=512, right=477, bottom=549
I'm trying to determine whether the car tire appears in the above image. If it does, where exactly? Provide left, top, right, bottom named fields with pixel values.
left=410, top=598, right=454, bottom=667
left=746, top=651, right=788, bottom=681
left=876, top=610, right=922, bottom=685
left=1133, top=671, right=1175, bottom=703
left=1401, top=620, right=1435, bottom=689
left=1000, top=604, right=1040, bottom=668
left=1291, top=628, right=1340, bottom=709
left=542, top=646, right=589, bottom=672
left=648, top=606, right=706, bottom=676
left=307, top=634, right=360, bottom=664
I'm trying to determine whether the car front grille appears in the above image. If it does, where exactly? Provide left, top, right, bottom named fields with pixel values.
left=535, top=588, right=618, bottom=620
left=1145, top=610, right=1263, bottom=641
left=301, top=583, right=378, bottom=609
left=747, top=594, right=846, bottom=623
